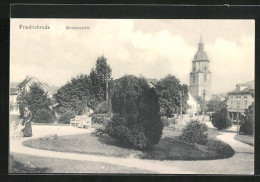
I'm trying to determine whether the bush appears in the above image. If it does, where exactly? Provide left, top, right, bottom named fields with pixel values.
left=32, top=108, right=55, bottom=123
left=180, top=120, right=208, bottom=145
left=240, top=104, right=254, bottom=135
left=94, top=101, right=110, bottom=114
left=58, top=110, right=76, bottom=124
left=107, top=75, right=163, bottom=149
left=211, top=106, right=232, bottom=130
left=91, top=113, right=111, bottom=124
left=161, top=116, right=170, bottom=127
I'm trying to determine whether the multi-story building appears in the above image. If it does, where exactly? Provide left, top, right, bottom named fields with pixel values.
left=189, top=35, right=212, bottom=101
left=10, top=76, right=58, bottom=115
left=227, top=80, right=254, bottom=121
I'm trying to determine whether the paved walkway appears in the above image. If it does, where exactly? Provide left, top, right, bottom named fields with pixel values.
left=10, top=125, right=254, bottom=174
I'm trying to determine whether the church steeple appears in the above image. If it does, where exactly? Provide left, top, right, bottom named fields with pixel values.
left=198, top=33, right=204, bottom=50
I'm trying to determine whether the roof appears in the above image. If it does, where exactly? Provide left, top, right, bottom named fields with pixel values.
left=10, top=87, right=18, bottom=95
left=146, top=78, right=159, bottom=86
left=17, top=77, right=32, bottom=88
left=228, top=80, right=254, bottom=95
left=193, top=35, right=209, bottom=62
left=16, top=76, right=59, bottom=94
left=42, top=83, right=59, bottom=94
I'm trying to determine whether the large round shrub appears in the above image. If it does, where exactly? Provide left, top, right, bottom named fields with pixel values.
left=58, top=109, right=76, bottom=124
left=180, top=120, right=208, bottom=145
left=211, top=106, right=232, bottom=130
left=240, top=104, right=254, bottom=135
left=94, top=101, right=110, bottom=114
left=107, top=75, right=163, bottom=149
left=33, top=108, right=55, bottom=123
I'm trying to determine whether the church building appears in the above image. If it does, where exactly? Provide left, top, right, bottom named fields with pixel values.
left=189, top=35, right=212, bottom=101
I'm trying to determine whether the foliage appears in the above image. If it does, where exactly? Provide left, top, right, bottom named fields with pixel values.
left=91, top=113, right=111, bottom=124
left=107, top=75, right=163, bottom=149
left=95, top=55, right=112, bottom=100
left=94, top=100, right=111, bottom=114
left=207, top=95, right=226, bottom=112
left=161, top=116, right=170, bottom=127
left=54, top=55, right=112, bottom=116
left=240, top=103, right=254, bottom=135
left=54, top=74, right=99, bottom=116
left=33, top=108, right=55, bottom=123
left=210, top=105, right=232, bottom=130
left=155, top=74, right=189, bottom=118
left=180, top=120, right=208, bottom=145
left=58, top=109, right=76, bottom=124
left=17, top=83, right=55, bottom=123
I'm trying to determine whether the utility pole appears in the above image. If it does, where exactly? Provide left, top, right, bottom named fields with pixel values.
left=179, top=90, right=183, bottom=125
left=203, top=90, right=206, bottom=121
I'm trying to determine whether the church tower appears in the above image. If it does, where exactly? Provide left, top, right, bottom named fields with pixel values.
left=189, top=35, right=212, bottom=101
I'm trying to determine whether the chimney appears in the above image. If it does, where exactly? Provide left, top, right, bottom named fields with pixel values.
left=236, top=84, right=240, bottom=92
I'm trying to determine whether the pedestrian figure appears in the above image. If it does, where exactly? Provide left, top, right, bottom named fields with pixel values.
left=21, top=106, right=32, bottom=137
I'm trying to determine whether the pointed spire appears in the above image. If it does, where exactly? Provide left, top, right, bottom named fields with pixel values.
left=198, top=30, right=204, bottom=50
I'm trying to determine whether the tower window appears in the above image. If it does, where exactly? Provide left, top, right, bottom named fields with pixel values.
left=193, top=67, right=196, bottom=72
left=193, top=75, right=195, bottom=83
left=204, top=67, right=207, bottom=71
left=204, top=74, right=207, bottom=81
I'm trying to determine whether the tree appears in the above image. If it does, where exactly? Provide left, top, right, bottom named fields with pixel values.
left=211, top=105, right=232, bottom=130
left=95, top=55, right=112, bottom=100
left=207, top=95, right=226, bottom=113
left=20, top=83, right=54, bottom=123
left=107, top=75, right=163, bottom=149
left=240, top=103, right=254, bottom=135
left=155, top=74, right=189, bottom=118
left=54, top=74, right=98, bottom=117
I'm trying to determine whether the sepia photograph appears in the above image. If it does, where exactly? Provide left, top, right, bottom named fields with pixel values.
left=9, top=19, right=254, bottom=174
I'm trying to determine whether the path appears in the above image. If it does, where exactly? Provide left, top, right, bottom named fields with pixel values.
left=10, top=125, right=254, bottom=174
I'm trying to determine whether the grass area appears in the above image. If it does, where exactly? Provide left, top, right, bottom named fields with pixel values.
left=23, top=132, right=139, bottom=157
left=23, top=127, right=234, bottom=161
left=9, top=154, right=51, bottom=173
left=10, top=152, right=153, bottom=173
left=234, top=134, right=254, bottom=146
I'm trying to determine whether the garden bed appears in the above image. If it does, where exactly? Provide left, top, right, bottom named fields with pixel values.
left=23, top=128, right=234, bottom=161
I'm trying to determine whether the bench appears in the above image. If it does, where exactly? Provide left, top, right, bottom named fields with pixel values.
left=70, top=115, right=91, bottom=129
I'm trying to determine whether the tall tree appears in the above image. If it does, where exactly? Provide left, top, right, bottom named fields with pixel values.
left=95, top=55, right=112, bottom=100
left=18, top=83, right=55, bottom=123
left=155, top=74, right=189, bottom=118
left=206, top=95, right=226, bottom=113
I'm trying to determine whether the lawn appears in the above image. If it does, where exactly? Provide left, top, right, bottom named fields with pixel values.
left=10, top=152, right=154, bottom=173
left=234, top=134, right=254, bottom=146
left=23, top=127, right=234, bottom=161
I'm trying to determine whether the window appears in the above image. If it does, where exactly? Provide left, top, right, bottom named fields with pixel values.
left=204, top=66, right=207, bottom=71
left=204, top=74, right=207, bottom=81
left=244, top=97, right=248, bottom=108
left=193, top=67, right=195, bottom=71
left=193, top=75, right=195, bottom=83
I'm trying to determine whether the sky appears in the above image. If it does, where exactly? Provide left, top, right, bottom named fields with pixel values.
left=10, top=19, right=254, bottom=94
